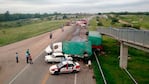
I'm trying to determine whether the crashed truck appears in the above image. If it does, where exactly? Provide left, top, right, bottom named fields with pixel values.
left=45, top=31, right=102, bottom=61
left=45, top=41, right=92, bottom=59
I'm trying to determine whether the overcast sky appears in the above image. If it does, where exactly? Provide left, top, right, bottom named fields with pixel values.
left=0, top=0, right=149, bottom=14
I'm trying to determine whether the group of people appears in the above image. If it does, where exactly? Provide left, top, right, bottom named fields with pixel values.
left=15, top=49, right=33, bottom=64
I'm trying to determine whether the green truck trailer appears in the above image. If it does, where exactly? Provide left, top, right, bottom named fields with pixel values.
left=88, top=31, right=103, bottom=49
left=62, top=41, right=92, bottom=58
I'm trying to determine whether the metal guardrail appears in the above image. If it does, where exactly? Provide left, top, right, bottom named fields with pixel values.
left=97, top=27, right=149, bottom=49
left=124, top=69, right=138, bottom=84
left=94, top=52, right=107, bottom=84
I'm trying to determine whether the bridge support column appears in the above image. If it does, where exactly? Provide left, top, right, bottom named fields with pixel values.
left=119, top=43, right=128, bottom=69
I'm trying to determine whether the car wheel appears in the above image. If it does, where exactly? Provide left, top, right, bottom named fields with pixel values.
left=72, top=70, right=77, bottom=73
left=54, top=71, right=59, bottom=75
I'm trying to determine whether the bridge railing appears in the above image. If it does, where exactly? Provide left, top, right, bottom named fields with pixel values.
left=97, top=27, right=149, bottom=48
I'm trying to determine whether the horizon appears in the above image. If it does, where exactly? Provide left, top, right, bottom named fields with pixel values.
left=1, top=11, right=149, bottom=14
left=0, top=0, right=149, bottom=14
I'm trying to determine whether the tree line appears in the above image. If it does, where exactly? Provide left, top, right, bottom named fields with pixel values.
left=0, top=11, right=62, bottom=22
left=98, top=12, right=149, bottom=15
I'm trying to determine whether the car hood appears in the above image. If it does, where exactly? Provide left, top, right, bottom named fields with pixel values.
left=45, top=55, right=53, bottom=59
left=50, top=65, right=57, bottom=70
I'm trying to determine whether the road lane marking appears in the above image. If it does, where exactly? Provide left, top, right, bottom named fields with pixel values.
left=41, top=72, right=50, bottom=84
left=8, top=27, right=73, bottom=84
left=74, top=73, right=77, bottom=84
left=9, top=63, right=29, bottom=84
left=9, top=51, right=44, bottom=84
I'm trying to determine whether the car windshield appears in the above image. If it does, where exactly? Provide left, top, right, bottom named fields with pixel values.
left=57, top=62, right=64, bottom=68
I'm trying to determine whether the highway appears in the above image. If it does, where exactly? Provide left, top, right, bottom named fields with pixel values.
left=8, top=25, right=95, bottom=84
left=9, top=52, right=95, bottom=84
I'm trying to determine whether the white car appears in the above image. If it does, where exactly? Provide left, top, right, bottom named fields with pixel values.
left=49, top=60, right=80, bottom=75
left=45, top=53, right=72, bottom=63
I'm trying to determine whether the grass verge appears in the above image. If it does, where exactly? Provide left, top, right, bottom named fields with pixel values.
left=0, top=20, right=67, bottom=46
left=92, top=36, right=149, bottom=84
left=90, top=15, right=149, bottom=84
left=88, top=17, right=97, bottom=30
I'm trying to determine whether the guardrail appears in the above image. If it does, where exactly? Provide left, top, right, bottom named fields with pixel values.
left=94, top=52, right=107, bottom=84
left=97, top=27, right=149, bottom=48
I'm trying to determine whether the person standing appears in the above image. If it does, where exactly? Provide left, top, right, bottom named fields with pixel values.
left=83, top=51, right=89, bottom=64
left=16, top=52, right=19, bottom=63
left=26, top=49, right=30, bottom=64
left=61, top=25, right=64, bottom=32
left=29, top=54, right=33, bottom=64
left=49, top=32, right=52, bottom=39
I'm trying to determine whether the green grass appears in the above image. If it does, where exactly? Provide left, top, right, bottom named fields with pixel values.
left=96, top=15, right=149, bottom=29
left=0, top=15, right=88, bottom=46
left=88, top=17, right=97, bottom=30
left=118, top=15, right=149, bottom=29
left=99, top=18, right=112, bottom=27
left=0, top=19, right=43, bottom=29
left=0, top=20, right=67, bottom=46
left=92, top=36, right=133, bottom=84
left=90, top=16, right=149, bottom=84
left=92, top=36, right=149, bottom=84
left=96, top=16, right=123, bottom=28
left=128, top=48, right=149, bottom=84
left=92, top=59, right=104, bottom=84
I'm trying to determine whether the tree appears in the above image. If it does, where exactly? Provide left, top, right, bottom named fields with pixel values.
left=97, top=22, right=103, bottom=26
left=63, top=14, right=67, bottom=19
left=4, top=11, right=10, bottom=21
left=98, top=13, right=102, bottom=15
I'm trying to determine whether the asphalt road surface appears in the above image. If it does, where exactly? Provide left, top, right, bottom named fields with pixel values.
left=3, top=25, right=96, bottom=84
left=9, top=52, right=96, bottom=84
left=0, top=25, right=75, bottom=84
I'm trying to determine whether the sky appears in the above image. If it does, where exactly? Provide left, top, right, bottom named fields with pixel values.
left=0, top=0, right=149, bottom=14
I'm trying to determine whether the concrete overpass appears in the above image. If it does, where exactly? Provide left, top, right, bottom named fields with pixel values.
left=97, top=27, right=149, bottom=69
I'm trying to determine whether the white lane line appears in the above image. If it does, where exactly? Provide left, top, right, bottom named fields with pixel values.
left=74, top=73, right=77, bottom=84
left=9, top=51, right=44, bottom=84
left=9, top=63, right=29, bottom=84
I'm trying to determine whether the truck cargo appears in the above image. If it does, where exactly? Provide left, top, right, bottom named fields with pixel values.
left=88, top=31, right=103, bottom=49
left=45, top=41, right=92, bottom=58
left=62, top=41, right=92, bottom=57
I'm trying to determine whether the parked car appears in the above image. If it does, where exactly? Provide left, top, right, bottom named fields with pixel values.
left=49, top=60, right=80, bottom=75
left=45, top=53, right=72, bottom=63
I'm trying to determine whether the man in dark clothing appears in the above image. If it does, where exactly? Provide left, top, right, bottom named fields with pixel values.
left=26, top=49, right=30, bottom=64
left=29, top=54, right=33, bottom=64
left=83, top=52, right=89, bottom=64
left=49, top=32, right=52, bottom=39
left=16, top=52, right=19, bottom=63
